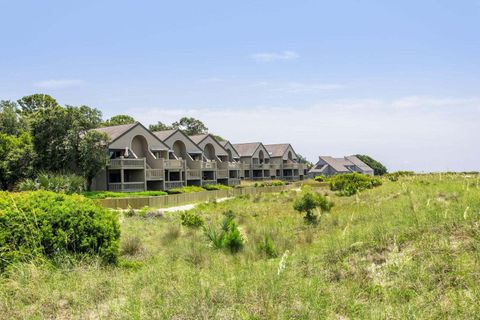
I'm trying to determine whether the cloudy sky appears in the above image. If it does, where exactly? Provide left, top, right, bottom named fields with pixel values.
left=1, top=1, right=479, bottom=172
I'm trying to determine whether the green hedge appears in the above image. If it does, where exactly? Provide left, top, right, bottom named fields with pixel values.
left=0, top=191, right=120, bottom=271
left=83, top=190, right=168, bottom=199
left=328, top=173, right=382, bottom=196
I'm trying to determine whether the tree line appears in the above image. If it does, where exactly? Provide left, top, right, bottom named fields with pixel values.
left=0, top=94, right=212, bottom=191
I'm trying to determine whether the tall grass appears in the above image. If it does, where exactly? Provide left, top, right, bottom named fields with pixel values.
left=1, top=173, right=479, bottom=319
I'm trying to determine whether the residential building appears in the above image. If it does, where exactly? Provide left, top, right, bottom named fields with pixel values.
left=264, top=143, right=307, bottom=181
left=90, top=122, right=312, bottom=192
left=308, top=155, right=374, bottom=178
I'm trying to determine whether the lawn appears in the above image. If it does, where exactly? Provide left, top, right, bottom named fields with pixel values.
left=1, top=174, right=479, bottom=319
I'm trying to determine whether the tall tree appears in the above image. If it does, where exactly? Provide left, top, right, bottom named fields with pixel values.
left=0, top=132, right=35, bottom=190
left=355, top=154, right=388, bottom=176
left=103, top=115, right=135, bottom=126
left=172, top=117, right=208, bottom=135
left=149, top=121, right=173, bottom=132
left=17, top=94, right=58, bottom=114
left=0, top=100, right=27, bottom=135
left=297, top=154, right=313, bottom=168
left=79, top=131, right=109, bottom=190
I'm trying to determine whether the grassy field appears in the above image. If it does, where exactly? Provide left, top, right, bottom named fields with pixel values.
left=1, top=174, right=479, bottom=319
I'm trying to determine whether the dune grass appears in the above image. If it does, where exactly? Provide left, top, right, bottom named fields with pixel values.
left=1, top=173, right=479, bottom=319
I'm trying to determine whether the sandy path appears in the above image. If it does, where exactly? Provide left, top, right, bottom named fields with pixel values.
left=155, top=197, right=235, bottom=213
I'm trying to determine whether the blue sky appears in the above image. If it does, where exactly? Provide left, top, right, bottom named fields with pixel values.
left=1, top=1, right=479, bottom=171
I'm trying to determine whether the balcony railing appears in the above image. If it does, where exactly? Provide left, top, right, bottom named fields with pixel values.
left=252, top=163, right=270, bottom=170
left=217, top=169, right=229, bottom=179
left=202, top=179, right=217, bottom=186
left=187, top=169, right=201, bottom=180
left=228, top=178, right=241, bottom=186
left=108, top=182, right=145, bottom=192
left=283, top=162, right=299, bottom=169
left=164, top=159, right=184, bottom=170
left=146, top=169, right=164, bottom=180
left=242, top=163, right=251, bottom=170
left=164, top=181, right=184, bottom=189
left=109, top=158, right=145, bottom=169
left=202, top=161, right=217, bottom=170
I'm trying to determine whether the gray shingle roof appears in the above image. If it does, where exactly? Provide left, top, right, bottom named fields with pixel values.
left=319, top=156, right=351, bottom=172
left=264, top=144, right=290, bottom=158
left=232, top=142, right=261, bottom=157
left=189, top=134, right=208, bottom=144
left=93, top=122, right=137, bottom=142
left=346, top=155, right=373, bottom=172
left=152, top=129, right=177, bottom=141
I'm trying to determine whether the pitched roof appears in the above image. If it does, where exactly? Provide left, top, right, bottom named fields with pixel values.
left=93, top=122, right=137, bottom=142
left=152, top=129, right=177, bottom=141
left=232, top=142, right=262, bottom=157
left=345, top=155, right=373, bottom=172
left=264, top=143, right=292, bottom=158
left=319, top=156, right=351, bottom=172
left=220, top=140, right=240, bottom=158
left=189, top=134, right=208, bottom=144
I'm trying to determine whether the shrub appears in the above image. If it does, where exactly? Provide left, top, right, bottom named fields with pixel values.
left=271, top=180, right=285, bottom=186
left=258, top=235, right=278, bottom=258
left=166, top=186, right=206, bottom=194
left=180, top=211, right=205, bottom=228
left=17, top=172, right=85, bottom=194
left=293, top=191, right=334, bottom=224
left=83, top=190, right=167, bottom=199
left=314, top=175, right=326, bottom=182
left=328, top=173, right=382, bottom=196
left=0, top=191, right=120, bottom=271
left=354, top=154, right=388, bottom=176
left=203, top=184, right=231, bottom=191
left=203, top=213, right=244, bottom=253
left=120, top=236, right=143, bottom=256
left=386, top=171, right=415, bottom=181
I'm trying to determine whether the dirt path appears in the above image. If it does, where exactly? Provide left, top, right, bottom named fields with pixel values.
left=155, top=197, right=235, bottom=213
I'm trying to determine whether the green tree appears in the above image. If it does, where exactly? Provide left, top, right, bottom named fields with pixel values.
left=30, top=105, right=103, bottom=172
left=0, top=133, right=35, bottom=190
left=297, top=154, right=313, bottom=168
left=17, top=94, right=59, bottom=114
left=355, top=154, right=388, bottom=176
left=0, top=100, right=28, bottom=135
left=293, top=191, right=334, bottom=224
left=103, top=115, right=135, bottom=126
left=79, top=131, right=109, bottom=190
left=149, top=121, right=173, bottom=132
left=172, top=117, right=208, bottom=135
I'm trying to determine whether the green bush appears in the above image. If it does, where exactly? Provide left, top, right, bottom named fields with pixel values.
left=203, top=213, right=244, bottom=253
left=386, top=171, right=415, bottom=181
left=293, top=191, right=334, bottom=224
left=0, top=191, right=120, bottom=271
left=180, top=211, right=205, bottom=228
left=314, top=175, right=326, bottom=182
left=17, top=172, right=85, bottom=194
left=202, top=184, right=231, bottom=191
left=328, top=173, right=382, bottom=196
left=271, top=180, right=285, bottom=186
left=166, top=186, right=206, bottom=194
left=258, top=235, right=278, bottom=258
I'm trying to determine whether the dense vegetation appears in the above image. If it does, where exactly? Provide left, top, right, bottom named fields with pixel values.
left=0, top=174, right=478, bottom=318
left=0, top=191, right=120, bottom=271
left=0, top=95, right=214, bottom=192
left=355, top=154, right=388, bottom=175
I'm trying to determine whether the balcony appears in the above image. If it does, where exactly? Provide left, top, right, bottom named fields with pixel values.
left=201, top=161, right=217, bottom=170
left=187, top=169, right=201, bottom=180
left=283, top=162, right=299, bottom=170
left=108, top=158, right=145, bottom=169
left=252, top=163, right=270, bottom=170
left=164, top=181, right=184, bottom=190
left=164, top=159, right=184, bottom=170
left=108, top=182, right=145, bottom=192
left=217, top=169, right=229, bottom=179
left=228, top=178, right=241, bottom=186
left=146, top=169, right=164, bottom=180
left=241, top=163, right=251, bottom=170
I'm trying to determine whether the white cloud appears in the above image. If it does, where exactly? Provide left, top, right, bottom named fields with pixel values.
left=250, top=51, right=299, bottom=62
left=127, top=96, right=480, bottom=173
left=271, top=82, right=344, bottom=93
left=34, top=79, right=84, bottom=89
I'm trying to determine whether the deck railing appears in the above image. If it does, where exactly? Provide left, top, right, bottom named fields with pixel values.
left=164, top=159, right=184, bottom=170
left=109, top=158, right=145, bottom=169
left=217, top=169, right=229, bottom=178
left=164, top=181, right=184, bottom=189
left=108, top=182, right=145, bottom=191
left=187, top=170, right=201, bottom=179
left=146, top=169, right=164, bottom=180
left=202, top=161, right=217, bottom=170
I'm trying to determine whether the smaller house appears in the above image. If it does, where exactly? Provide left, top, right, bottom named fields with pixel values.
left=308, top=155, right=374, bottom=178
